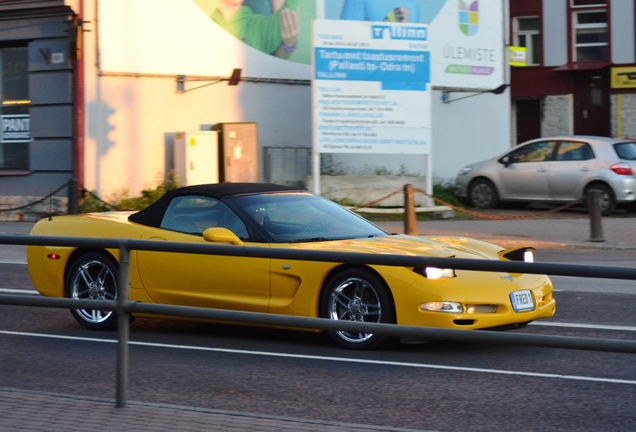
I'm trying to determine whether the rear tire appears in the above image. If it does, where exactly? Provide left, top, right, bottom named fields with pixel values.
left=467, top=179, right=499, bottom=209
left=66, top=252, right=119, bottom=330
left=320, top=268, right=395, bottom=350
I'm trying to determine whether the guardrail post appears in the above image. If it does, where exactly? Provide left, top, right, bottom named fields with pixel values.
left=404, top=184, right=418, bottom=236
left=587, top=190, right=605, bottom=242
left=116, top=241, right=131, bottom=408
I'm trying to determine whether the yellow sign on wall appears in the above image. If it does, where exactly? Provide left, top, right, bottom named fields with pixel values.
left=611, top=67, right=636, bottom=89
left=509, top=46, right=527, bottom=67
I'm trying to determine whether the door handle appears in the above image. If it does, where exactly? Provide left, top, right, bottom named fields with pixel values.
left=537, top=168, right=547, bottom=172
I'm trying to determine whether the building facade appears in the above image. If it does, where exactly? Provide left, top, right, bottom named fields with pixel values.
left=0, top=0, right=79, bottom=219
left=511, top=0, right=636, bottom=143
left=1, top=0, right=514, bottom=220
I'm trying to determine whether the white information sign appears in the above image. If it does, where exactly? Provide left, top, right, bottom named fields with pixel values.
left=312, top=19, right=431, bottom=155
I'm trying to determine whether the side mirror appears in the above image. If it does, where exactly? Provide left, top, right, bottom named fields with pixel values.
left=203, top=227, right=244, bottom=245
left=502, top=155, right=512, bottom=167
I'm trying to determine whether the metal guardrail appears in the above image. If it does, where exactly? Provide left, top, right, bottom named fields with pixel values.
left=1, top=234, right=636, bottom=408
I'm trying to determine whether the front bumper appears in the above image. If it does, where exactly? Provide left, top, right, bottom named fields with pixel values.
left=394, top=272, right=556, bottom=330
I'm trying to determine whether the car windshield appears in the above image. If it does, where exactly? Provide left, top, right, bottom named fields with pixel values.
left=227, top=192, right=389, bottom=243
left=614, top=142, right=636, bottom=160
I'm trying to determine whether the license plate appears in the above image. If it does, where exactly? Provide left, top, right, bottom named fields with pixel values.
left=510, top=289, right=535, bottom=312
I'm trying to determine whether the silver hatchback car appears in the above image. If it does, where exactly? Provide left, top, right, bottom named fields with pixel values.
left=455, top=135, right=636, bottom=215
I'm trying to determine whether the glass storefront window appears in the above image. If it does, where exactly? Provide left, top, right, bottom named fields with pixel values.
left=571, top=0, right=607, bottom=7
left=1, top=45, right=30, bottom=170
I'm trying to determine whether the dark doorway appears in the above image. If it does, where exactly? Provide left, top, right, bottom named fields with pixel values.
left=515, top=99, right=541, bottom=144
left=573, top=69, right=610, bottom=137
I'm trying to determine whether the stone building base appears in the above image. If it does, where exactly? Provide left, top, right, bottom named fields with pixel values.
left=0, top=196, right=68, bottom=222
left=306, top=175, right=430, bottom=207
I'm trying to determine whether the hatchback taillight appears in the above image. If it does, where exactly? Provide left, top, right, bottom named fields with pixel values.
left=610, top=163, right=634, bottom=175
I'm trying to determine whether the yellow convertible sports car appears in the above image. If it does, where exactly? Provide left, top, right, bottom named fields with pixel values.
left=27, top=183, right=556, bottom=349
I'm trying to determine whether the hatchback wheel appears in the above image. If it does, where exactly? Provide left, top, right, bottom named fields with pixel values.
left=321, top=269, right=395, bottom=350
left=66, top=252, right=119, bottom=330
left=468, top=179, right=499, bottom=209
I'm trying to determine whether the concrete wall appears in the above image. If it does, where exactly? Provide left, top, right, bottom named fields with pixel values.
left=612, top=93, right=636, bottom=139
left=428, top=88, right=512, bottom=182
left=542, top=95, right=573, bottom=137
left=306, top=175, right=429, bottom=207
left=83, top=74, right=312, bottom=198
left=83, top=76, right=512, bottom=197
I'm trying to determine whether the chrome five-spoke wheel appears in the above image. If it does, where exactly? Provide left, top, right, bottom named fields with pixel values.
left=321, top=269, right=394, bottom=350
left=66, top=252, right=119, bottom=330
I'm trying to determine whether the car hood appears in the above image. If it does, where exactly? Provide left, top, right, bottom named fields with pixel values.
left=464, top=156, right=500, bottom=171
left=285, top=234, right=509, bottom=261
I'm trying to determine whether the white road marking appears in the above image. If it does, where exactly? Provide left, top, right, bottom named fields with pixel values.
left=532, top=321, right=636, bottom=332
left=0, top=289, right=634, bottom=332
left=0, top=288, right=39, bottom=295
left=0, top=259, right=27, bottom=265
left=0, top=330, right=634, bottom=386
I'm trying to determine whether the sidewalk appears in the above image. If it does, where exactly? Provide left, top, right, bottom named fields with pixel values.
left=378, top=215, right=636, bottom=250
left=1, top=214, right=635, bottom=431
left=0, top=388, right=426, bottom=432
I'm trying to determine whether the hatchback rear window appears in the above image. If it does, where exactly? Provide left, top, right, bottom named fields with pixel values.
left=614, top=142, right=636, bottom=160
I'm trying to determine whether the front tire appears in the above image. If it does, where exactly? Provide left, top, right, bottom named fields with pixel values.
left=320, top=268, right=395, bottom=350
left=66, top=252, right=119, bottom=330
left=467, top=179, right=499, bottom=209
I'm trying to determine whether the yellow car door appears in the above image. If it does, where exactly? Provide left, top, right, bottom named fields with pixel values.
left=136, top=226, right=271, bottom=313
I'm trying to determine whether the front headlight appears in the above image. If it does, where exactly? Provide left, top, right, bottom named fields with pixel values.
left=523, top=250, right=534, bottom=263
left=413, top=266, right=456, bottom=279
left=457, top=166, right=473, bottom=176
left=425, top=267, right=456, bottom=279
left=500, top=246, right=535, bottom=263
left=420, top=301, right=463, bottom=313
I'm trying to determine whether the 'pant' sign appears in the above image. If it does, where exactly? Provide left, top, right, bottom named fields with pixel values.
left=1, top=114, right=31, bottom=143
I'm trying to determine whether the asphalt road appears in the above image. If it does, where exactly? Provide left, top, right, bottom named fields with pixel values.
left=1, top=253, right=635, bottom=432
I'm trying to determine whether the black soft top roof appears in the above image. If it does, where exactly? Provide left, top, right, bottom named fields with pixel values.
left=128, top=183, right=307, bottom=228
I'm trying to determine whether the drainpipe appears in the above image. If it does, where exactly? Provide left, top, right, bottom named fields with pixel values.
left=69, top=0, right=85, bottom=214
left=616, top=94, right=622, bottom=138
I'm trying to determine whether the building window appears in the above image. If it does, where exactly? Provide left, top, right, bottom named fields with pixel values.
left=0, top=45, right=29, bottom=170
left=573, top=9, right=607, bottom=61
left=513, top=16, right=541, bottom=66
left=571, top=0, right=607, bottom=7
